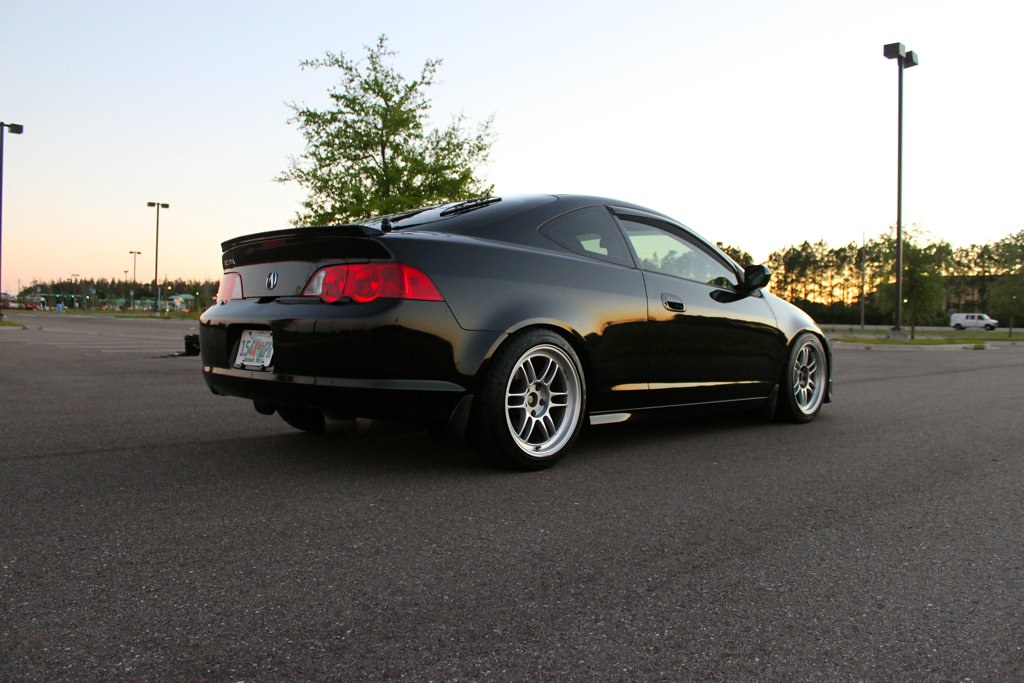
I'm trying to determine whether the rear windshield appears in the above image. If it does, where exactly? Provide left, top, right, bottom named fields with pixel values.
left=364, top=195, right=557, bottom=231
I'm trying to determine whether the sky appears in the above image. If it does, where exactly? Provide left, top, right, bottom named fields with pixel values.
left=2, top=0, right=1022, bottom=294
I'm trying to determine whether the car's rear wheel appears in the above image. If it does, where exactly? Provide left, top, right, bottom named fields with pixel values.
left=469, top=330, right=585, bottom=470
left=776, top=333, right=827, bottom=423
left=954, top=324, right=964, bottom=330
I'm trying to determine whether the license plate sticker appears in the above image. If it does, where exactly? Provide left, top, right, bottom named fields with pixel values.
left=235, top=330, right=274, bottom=368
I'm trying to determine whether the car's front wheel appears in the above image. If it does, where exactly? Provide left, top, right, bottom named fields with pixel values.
left=776, top=333, right=828, bottom=423
left=469, top=330, right=585, bottom=470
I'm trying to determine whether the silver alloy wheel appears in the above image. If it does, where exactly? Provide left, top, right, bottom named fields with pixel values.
left=504, top=344, right=582, bottom=457
left=791, top=339, right=825, bottom=415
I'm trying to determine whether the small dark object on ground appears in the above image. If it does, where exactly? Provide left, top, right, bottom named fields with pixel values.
left=184, top=334, right=200, bottom=356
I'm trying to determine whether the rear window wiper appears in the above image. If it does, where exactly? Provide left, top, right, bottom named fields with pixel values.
left=377, top=206, right=437, bottom=232
left=439, top=196, right=501, bottom=217
left=390, top=206, right=433, bottom=223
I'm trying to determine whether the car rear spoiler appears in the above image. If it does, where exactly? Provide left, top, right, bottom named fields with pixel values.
left=220, top=225, right=382, bottom=253
left=220, top=225, right=390, bottom=269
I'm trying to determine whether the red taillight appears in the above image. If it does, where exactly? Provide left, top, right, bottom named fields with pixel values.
left=217, top=273, right=243, bottom=304
left=301, top=263, right=443, bottom=304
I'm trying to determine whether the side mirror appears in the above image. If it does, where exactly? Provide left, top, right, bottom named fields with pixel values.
left=740, top=264, right=771, bottom=292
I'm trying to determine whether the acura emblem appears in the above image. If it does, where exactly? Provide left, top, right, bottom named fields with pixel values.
left=266, top=272, right=279, bottom=290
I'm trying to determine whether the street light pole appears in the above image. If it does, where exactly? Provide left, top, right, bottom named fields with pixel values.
left=129, top=250, right=141, bottom=284
left=147, top=202, right=169, bottom=311
left=0, top=121, right=25, bottom=318
left=129, top=250, right=141, bottom=310
left=883, top=43, right=919, bottom=334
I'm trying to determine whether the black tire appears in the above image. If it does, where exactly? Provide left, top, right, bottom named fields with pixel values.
left=468, top=329, right=586, bottom=470
left=775, top=333, right=828, bottom=423
left=954, top=324, right=964, bottom=330
left=985, top=324, right=995, bottom=331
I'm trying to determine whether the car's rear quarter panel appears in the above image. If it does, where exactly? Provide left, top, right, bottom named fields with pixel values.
left=384, top=232, right=651, bottom=412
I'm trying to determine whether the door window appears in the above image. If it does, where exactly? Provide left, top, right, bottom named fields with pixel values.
left=617, top=216, right=737, bottom=287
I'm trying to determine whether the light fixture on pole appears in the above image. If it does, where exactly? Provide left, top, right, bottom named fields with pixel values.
left=0, top=121, right=25, bottom=318
left=147, top=202, right=169, bottom=311
left=883, top=42, right=919, bottom=334
left=129, top=250, right=142, bottom=284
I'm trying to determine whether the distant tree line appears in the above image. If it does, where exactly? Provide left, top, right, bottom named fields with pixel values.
left=12, top=230, right=1022, bottom=330
left=757, top=228, right=1024, bottom=331
left=16, top=278, right=219, bottom=311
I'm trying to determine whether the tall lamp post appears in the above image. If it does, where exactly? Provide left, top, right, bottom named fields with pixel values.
left=147, top=202, right=169, bottom=311
left=883, top=42, right=919, bottom=334
left=129, top=249, right=141, bottom=310
left=1, top=121, right=25, bottom=318
left=129, top=250, right=142, bottom=283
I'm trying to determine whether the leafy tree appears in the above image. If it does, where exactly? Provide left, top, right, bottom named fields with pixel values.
left=781, top=241, right=817, bottom=301
left=830, top=242, right=858, bottom=307
left=876, top=238, right=949, bottom=337
left=989, top=273, right=1024, bottom=336
left=946, top=245, right=979, bottom=312
left=717, top=243, right=753, bottom=267
left=992, top=229, right=1024, bottom=274
left=279, top=35, right=495, bottom=226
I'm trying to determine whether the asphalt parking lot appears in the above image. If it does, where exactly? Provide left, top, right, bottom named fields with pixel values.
left=1, top=313, right=1022, bottom=680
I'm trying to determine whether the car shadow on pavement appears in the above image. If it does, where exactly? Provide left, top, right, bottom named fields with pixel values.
left=199, top=427, right=492, bottom=479
left=194, top=410, right=790, bottom=480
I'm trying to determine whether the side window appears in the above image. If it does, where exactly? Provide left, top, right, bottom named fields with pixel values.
left=540, top=206, right=634, bottom=267
left=617, top=216, right=737, bottom=287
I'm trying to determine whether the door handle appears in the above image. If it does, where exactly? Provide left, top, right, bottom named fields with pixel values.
left=661, top=293, right=686, bottom=312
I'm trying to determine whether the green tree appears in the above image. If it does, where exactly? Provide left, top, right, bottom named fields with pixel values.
left=876, top=238, right=949, bottom=337
left=989, top=273, right=1024, bottom=337
left=992, top=229, right=1024, bottom=274
left=716, top=243, right=753, bottom=267
left=279, top=35, right=495, bottom=226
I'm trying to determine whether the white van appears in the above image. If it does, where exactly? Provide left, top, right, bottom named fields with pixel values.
left=950, top=313, right=998, bottom=330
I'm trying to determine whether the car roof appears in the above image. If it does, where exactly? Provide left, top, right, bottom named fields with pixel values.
left=359, top=194, right=671, bottom=234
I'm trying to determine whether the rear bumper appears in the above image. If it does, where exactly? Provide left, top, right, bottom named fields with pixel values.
left=202, top=365, right=467, bottom=421
left=199, top=297, right=504, bottom=421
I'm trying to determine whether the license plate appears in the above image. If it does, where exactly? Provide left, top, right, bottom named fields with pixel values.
left=235, top=330, right=274, bottom=368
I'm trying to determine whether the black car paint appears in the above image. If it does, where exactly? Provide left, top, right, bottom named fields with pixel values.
left=200, top=195, right=830, bottom=428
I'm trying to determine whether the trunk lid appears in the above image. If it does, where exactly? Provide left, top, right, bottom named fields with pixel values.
left=220, top=226, right=392, bottom=298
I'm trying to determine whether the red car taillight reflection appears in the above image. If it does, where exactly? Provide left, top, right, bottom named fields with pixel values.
left=217, top=273, right=244, bottom=304
left=301, top=263, right=443, bottom=304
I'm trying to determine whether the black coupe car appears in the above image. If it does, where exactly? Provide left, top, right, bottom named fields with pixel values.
left=200, top=195, right=831, bottom=470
